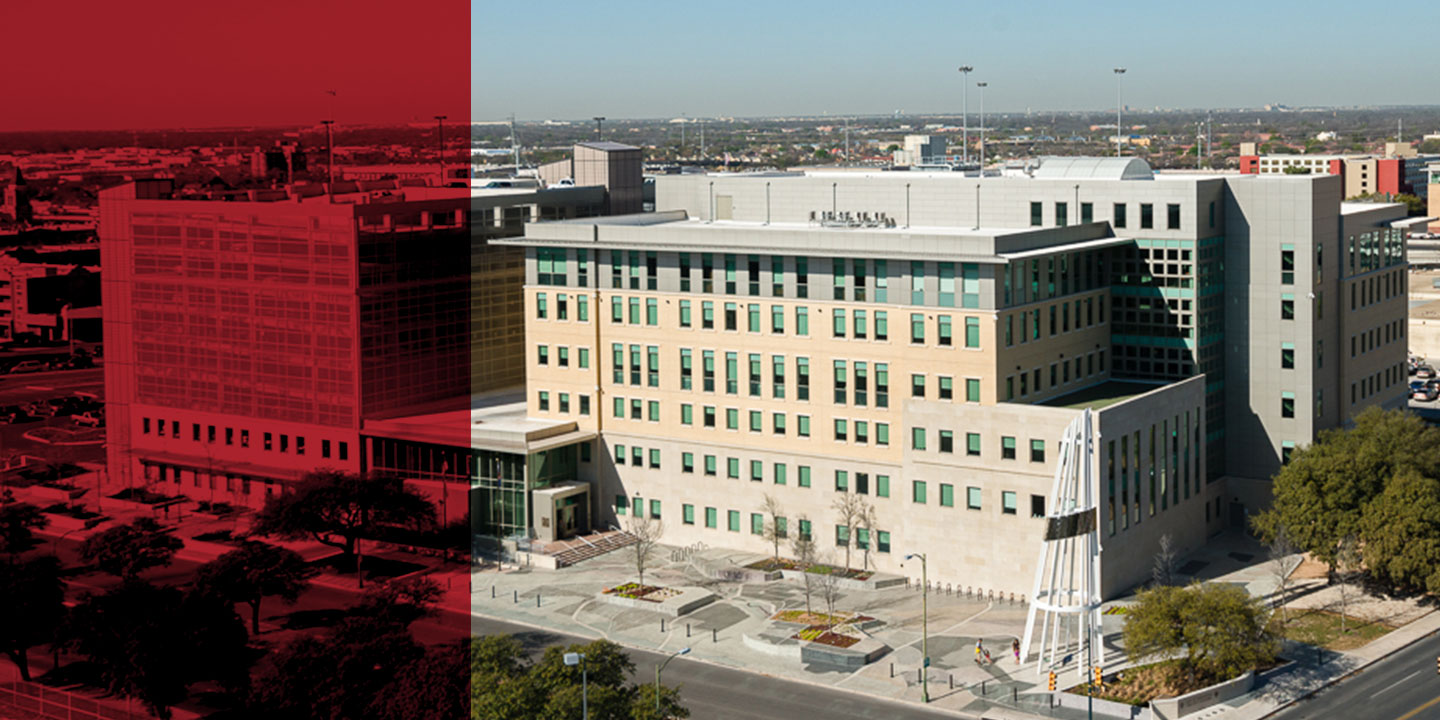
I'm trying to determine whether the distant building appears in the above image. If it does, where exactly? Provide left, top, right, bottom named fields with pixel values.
left=0, top=245, right=100, bottom=342
left=538, top=142, right=645, bottom=215
left=1240, top=145, right=1440, bottom=199
left=891, top=135, right=948, bottom=166
left=1, top=166, right=33, bottom=225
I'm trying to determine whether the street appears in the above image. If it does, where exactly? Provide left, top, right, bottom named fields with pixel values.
left=1269, top=633, right=1440, bottom=720
left=469, top=614, right=964, bottom=720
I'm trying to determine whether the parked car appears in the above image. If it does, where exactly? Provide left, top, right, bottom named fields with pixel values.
left=1413, top=385, right=1439, bottom=402
left=1411, top=380, right=1427, bottom=393
left=73, top=411, right=103, bottom=427
left=1417, top=366, right=1436, bottom=380
left=8, top=360, right=45, bottom=374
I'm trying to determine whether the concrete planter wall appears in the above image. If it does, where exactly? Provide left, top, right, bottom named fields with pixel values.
left=1056, top=691, right=1151, bottom=719
left=1150, top=670, right=1255, bottom=720
left=42, top=512, right=107, bottom=533
left=31, top=485, right=85, bottom=503
left=779, top=569, right=905, bottom=591
left=596, top=586, right=717, bottom=617
left=799, top=636, right=889, bottom=668
left=714, top=566, right=782, bottom=583
left=741, top=632, right=803, bottom=659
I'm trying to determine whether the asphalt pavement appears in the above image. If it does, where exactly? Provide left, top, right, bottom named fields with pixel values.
left=470, top=614, right=966, bottom=720
left=1268, top=633, right=1440, bottom=720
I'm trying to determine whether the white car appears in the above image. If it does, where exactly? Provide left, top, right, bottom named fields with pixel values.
left=73, top=411, right=104, bottom=427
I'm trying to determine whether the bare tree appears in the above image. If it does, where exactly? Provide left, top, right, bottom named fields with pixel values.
left=761, top=494, right=786, bottom=561
left=1335, top=534, right=1362, bottom=634
left=815, top=552, right=843, bottom=633
left=858, top=500, right=879, bottom=571
left=1268, top=525, right=1303, bottom=625
left=831, top=493, right=868, bottom=572
left=789, top=514, right=816, bottom=616
left=626, top=513, right=665, bottom=587
left=1151, top=533, right=1177, bottom=588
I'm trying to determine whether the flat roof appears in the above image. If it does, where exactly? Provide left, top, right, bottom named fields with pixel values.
left=361, top=390, right=594, bottom=454
left=1038, top=380, right=1168, bottom=410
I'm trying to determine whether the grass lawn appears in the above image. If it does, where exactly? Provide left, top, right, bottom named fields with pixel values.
left=1271, top=609, right=1394, bottom=651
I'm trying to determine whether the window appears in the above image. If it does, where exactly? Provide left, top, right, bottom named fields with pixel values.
left=912, top=427, right=926, bottom=451
left=537, top=345, right=549, bottom=366
left=833, top=360, right=847, bottom=404
left=727, top=458, right=740, bottom=478
left=1166, top=203, right=1180, bottom=230
left=771, top=305, right=784, bottom=333
left=1081, top=202, right=1093, bottom=224
left=748, top=303, right=761, bottom=332
left=798, top=415, right=811, bottom=437
left=614, top=444, right=626, bottom=464
left=938, top=376, right=953, bottom=400
left=967, top=487, right=982, bottom=510
left=751, top=513, right=765, bottom=535
left=1281, top=297, right=1294, bottom=320
left=1282, top=392, right=1295, bottom=418
left=580, top=395, right=590, bottom=415
left=1002, top=491, right=1017, bottom=515
left=728, top=510, right=741, bottom=532
left=725, top=352, right=738, bottom=394
left=834, top=418, right=848, bottom=442
left=853, top=309, right=867, bottom=339
left=632, top=446, right=643, bottom=467
left=795, top=307, right=809, bottom=336
left=772, top=256, right=785, bottom=296
left=538, top=392, right=550, bottom=412
left=750, top=410, right=763, bottom=433
left=615, top=495, right=628, bottom=515
left=1031, top=495, right=1046, bottom=518
left=964, top=317, right=980, bottom=348
left=876, top=364, right=889, bottom=407
left=629, top=297, right=640, bottom=324
left=1140, top=203, right=1154, bottom=229
left=834, top=470, right=849, bottom=492
left=1030, top=439, right=1045, bottom=463
left=558, top=393, right=570, bottom=413
left=938, top=315, right=952, bottom=346
left=1281, top=343, right=1295, bottom=369
left=875, top=475, right=890, bottom=498
left=966, top=433, right=981, bottom=456
left=875, top=311, right=888, bottom=341
left=705, top=507, right=717, bottom=528
left=726, top=408, right=739, bottom=430
left=797, top=357, right=810, bottom=400
left=702, top=405, right=715, bottom=428
left=680, top=300, right=692, bottom=327
left=579, top=348, right=590, bottom=369
left=1055, top=201, right=1068, bottom=227
left=704, top=455, right=717, bottom=476
left=750, top=460, right=763, bottom=482
left=1030, top=201, right=1043, bottom=226
left=940, top=483, right=955, bottom=507
left=1281, top=248, right=1295, bottom=285
left=774, top=463, right=787, bottom=485
left=682, top=452, right=695, bottom=473
left=939, top=430, right=954, bottom=453
left=965, top=378, right=981, bottom=403
left=749, top=354, right=762, bottom=396
left=1113, top=203, right=1127, bottom=228
left=912, top=480, right=927, bottom=504
left=877, top=531, right=891, bottom=553
left=536, top=293, right=548, bottom=319
left=911, top=313, right=925, bottom=344
left=876, top=423, right=890, bottom=446
left=772, top=355, right=786, bottom=398
left=799, top=466, right=812, bottom=488
left=649, top=449, right=661, bottom=469
left=724, top=302, right=737, bottom=331
left=683, top=504, right=695, bottom=525
left=702, top=301, right=715, bottom=329
left=912, top=374, right=925, bottom=398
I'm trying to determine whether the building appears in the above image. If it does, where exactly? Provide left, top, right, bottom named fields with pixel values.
left=538, top=142, right=645, bottom=215
left=496, top=157, right=1409, bottom=598
left=0, top=245, right=101, bottom=342
left=891, top=135, right=948, bottom=166
left=99, top=178, right=472, bottom=505
left=1240, top=144, right=1440, bottom=199
left=1, top=166, right=33, bottom=225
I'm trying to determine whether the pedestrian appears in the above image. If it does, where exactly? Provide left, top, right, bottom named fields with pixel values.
left=1013, top=638, right=1020, bottom=664
left=984, top=649, right=992, bottom=665
left=975, top=639, right=984, bottom=664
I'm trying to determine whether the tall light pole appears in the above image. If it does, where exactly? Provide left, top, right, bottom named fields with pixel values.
left=434, top=114, right=448, bottom=186
left=904, top=553, right=930, bottom=703
left=977, top=82, right=988, bottom=171
left=656, top=647, right=691, bottom=712
left=564, top=652, right=588, bottom=720
left=320, top=119, right=335, bottom=200
left=1113, top=68, right=1127, bottom=158
left=958, top=66, right=973, bottom=165
left=593, top=116, right=605, bottom=141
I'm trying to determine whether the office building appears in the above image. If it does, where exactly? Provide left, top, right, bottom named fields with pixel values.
left=496, top=157, right=1409, bottom=598
left=1240, top=143, right=1440, bottom=199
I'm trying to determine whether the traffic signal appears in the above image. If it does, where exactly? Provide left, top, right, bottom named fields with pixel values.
left=1047, top=671, right=1057, bottom=691
left=1093, top=666, right=1104, bottom=687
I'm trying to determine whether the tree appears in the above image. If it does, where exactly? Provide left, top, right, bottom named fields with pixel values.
left=1360, top=469, right=1440, bottom=594
left=354, top=576, right=443, bottom=628
left=251, top=470, right=436, bottom=571
left=1394, top=193, right=1425, bottom=216
left=369, top=639, right=469, bottom=720
left=831, top=493, right=868, bottom=572
left=0, top=501, right=48, bottom=556
left=194, top=540, right=316, bottom=634
left=79, top=516, right=183, bottom=580
left=1123, top=582, right=1278, bottom=686
left=1335, top=535, right=1362, bottom=634
left=789, top=515, right=817, bottom=616
left=63, top=581, right=250, bottom=719
left=814, top=553, right=843, bottom=633
left=251, top=615, right=424, bottom=720
left=626, top=513, right=664, bottom=587
left=857, top=501, right=879, bottom=571
left=1267, top=525, right=1303, bottom=625
left=0, top=555, right=64, bottom=680
left=1252, top=407, right=1440, bottom=575
left=469, top=636, right=688, bottom=720
left=1152, top=533, right=1177, bottom=587
left=760, top=494, right=785, bottom=561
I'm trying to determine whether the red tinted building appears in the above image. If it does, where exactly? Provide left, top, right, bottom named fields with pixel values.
left=99, top=179, right=469, bottom=506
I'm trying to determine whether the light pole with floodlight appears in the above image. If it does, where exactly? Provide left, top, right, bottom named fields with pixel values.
left=976, top=82, right=988, bottom=171
left=656, top=647, right=690, bottom=713
left=564, top=652, right=588, bottom=720
left=1113, top=68, right=1127, bottom=157
left=958, top=65, right=973, bottom=164
left=904, top=552, right=930, bottom=703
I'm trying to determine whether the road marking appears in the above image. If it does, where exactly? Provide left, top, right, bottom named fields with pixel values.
left=1377, top=670, right=1421, bottom=695
left=1396, top=693, right=1440, bottom=720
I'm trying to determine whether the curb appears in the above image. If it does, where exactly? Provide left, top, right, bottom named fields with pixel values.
left=1252, top=612, right=1440, bottom=719
left=468, top=604, right=991, bottom=720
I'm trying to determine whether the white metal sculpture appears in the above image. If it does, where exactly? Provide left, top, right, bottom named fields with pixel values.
left=1019, top=408, right=1103, bottom=679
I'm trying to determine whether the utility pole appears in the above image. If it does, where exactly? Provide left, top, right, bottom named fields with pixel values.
left=593, top=116, right=605, bottom=141
left=1114, top=68, right=1127, bottom=157
left=958, top=66, right=973, bottom=165
left=977, top=82, right=988, bottom=170
left=699, top=118, right=705, bottom=160
left=321, top=119, right=335, bottom=201
left=434, top=114, right=448, bottom=186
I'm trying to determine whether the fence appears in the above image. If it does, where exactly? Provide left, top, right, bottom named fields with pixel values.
left=0, top=680, right=154, bottom=720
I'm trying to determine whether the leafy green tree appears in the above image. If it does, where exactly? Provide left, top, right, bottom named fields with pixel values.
left=79, top=517, right=183, bottom=580
left=1361, top=470, right=1440, bottom=594
left=1394, top=193, right=1425, bottom=216
left=251, top=614, right=424, bottom=719
left=0, top=501, right=48, bottom=556
left=469, top=637, right=688, bottom=720
left=1123, top=582, right=1277, bottom=685
left=1252, top=407, right=1440, bottom=574
left=194, top=540, right=316, bottom=634
left=0, top=555, right=64, bottom=680
left=371, top=639, right=469, bottom=720
left=252, top=470, right=436, bottom=571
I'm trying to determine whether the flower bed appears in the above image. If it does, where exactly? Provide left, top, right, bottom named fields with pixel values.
left=771, top=610, right=874, bottom=626
left=602, top=582, right=682, bottom=602
left=109, top=488, right=179, bottom=505
left=745, top=558, right=872, bottom=580
left=792, top=625, right=860, bottom=648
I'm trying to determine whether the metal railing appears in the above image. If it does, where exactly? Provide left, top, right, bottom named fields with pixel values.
left=0, top=680, right=154, bottom=720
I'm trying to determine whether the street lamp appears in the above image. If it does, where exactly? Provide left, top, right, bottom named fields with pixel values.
left=655, top=647, right=690, bottom=713
left=976, top=82, right=989, bottom=172
left=958, top=66, right=973, bottom=165
left=1113, top=68, right=1127, bottom=158
left=564, top=652, right=588, bottom=720
left=434, top=115, right=448, bottom=186
left=593, top=116, right=605, bottom=141
left=903, top=553, right=929, bottom=703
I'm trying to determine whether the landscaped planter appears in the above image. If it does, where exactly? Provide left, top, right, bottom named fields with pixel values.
left=1149, top=670, right=1255, bottom=720
left=42, top=511, right=108, bottom=533
left=1055, top=690, right=1151, bottom=719
left=595, top=585, right=717, bottom=617
left=713, top=565, right=782, bottom=583
left=31, top=484, right=85, bottom=503
left=778, top=568, right=905, bottom=591
left=799, top=635, right=889, bottom=668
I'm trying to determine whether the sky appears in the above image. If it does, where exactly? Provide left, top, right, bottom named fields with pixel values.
left=3, top=0, right=468, bottom=132
left=473, top=0, right=1440, bottom=121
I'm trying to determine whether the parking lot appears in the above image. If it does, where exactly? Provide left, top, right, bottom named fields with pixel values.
left=0, top=366, right=106, bottom=468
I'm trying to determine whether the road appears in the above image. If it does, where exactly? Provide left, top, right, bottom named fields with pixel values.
left=470, top=614, right=963, bottom=720
left=0, top=367, right=106, bottom=466
left=1269, top=633, right=1440, bottom=720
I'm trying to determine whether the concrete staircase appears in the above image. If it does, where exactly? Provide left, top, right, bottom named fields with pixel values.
left=547, top=530, right=637, bottom=568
